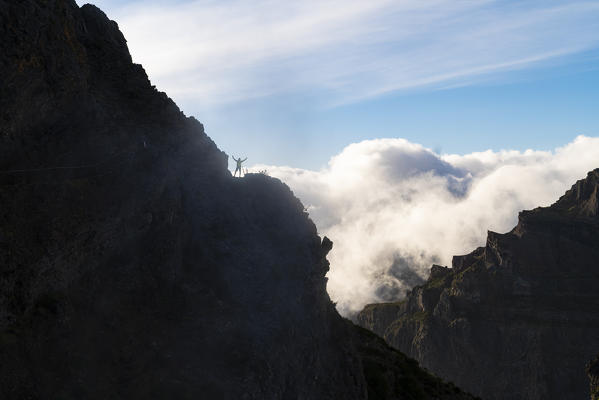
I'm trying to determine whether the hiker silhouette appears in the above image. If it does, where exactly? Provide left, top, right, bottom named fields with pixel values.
left=232, top=156, right=247, bottom=177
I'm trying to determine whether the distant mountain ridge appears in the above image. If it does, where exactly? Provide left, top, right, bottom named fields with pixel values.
left=358, top=169, right=599, bottom=399
left=553, top=168, right=599, bottom=217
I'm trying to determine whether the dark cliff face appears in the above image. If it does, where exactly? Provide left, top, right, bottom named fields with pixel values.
left=358, top=169, right=599, bottom=400
left=589, top=354, right=599, bottom=400
left=0, top=1, right=476, bottom=399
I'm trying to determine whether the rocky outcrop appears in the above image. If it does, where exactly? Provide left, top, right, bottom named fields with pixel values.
left=358, top=169, right=599, bottom=399
left=352, top=324, right=479, bottom=400
left=0, top=1, right=476, bottom=398
left=589, top=355, right=599, bottom=400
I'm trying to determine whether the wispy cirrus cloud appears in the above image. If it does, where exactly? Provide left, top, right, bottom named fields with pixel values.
left=85, top=0, right=599, bottom=107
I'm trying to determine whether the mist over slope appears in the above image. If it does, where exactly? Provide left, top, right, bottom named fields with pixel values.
left=255, top=136, right=599, bottom=314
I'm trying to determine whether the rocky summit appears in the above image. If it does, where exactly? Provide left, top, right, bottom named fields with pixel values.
left=358, top=169, right=599, bottom=399
left=0, top=1, right=476, bottom=399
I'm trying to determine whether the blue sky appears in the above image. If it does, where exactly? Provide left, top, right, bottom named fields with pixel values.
left=77, top=0, right=599, bottom=169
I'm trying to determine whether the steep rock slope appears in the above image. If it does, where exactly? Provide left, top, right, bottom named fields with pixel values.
left=358, top=169, right=599, bottom=399
left=0, top=1, right=476, bottom=399
left=589, top=354, right=599, bottom=400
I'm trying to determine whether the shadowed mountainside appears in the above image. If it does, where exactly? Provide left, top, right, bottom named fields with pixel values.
left=358, top=169, right=599, bottom=399
left=589, top=354, right=599, bottom=400
left=0, top=1, right=476, bottom=399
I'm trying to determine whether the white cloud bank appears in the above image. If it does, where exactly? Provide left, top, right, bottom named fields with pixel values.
left=251, top=136, right=599, bottom=316
left=91, top=0, right=599, bottom=107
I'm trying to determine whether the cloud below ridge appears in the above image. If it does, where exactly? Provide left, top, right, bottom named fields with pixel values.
left=251, top=136, right=599, bottom=316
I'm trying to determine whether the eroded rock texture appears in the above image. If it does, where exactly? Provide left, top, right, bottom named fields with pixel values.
left=589, top=354, right=599, bottom=400
left=358, top=169, right=599, bottom=399
left=0, top=1, right=476, bottom=399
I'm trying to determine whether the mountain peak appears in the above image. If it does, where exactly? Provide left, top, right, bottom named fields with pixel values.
left=553, top=168, right=599, bottom=217
left=1, top=2, right=477, bottom=399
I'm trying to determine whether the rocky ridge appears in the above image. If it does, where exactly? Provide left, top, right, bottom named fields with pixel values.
left=358, top=169, right=599, bottom=399
left=0, top=1, right=475, bottom=399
